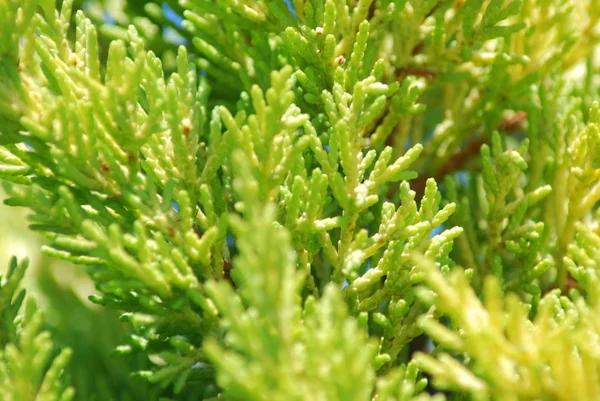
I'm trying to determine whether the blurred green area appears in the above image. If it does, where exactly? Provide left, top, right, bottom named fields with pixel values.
left=0, top=188, right=43, bottom=288
left=0, top=189, right=159, bottom=401
left=0, top=187, right=91, bottom=305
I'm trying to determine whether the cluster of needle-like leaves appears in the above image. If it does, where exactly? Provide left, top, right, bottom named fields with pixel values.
left=1, top=0, right=600, bottom=400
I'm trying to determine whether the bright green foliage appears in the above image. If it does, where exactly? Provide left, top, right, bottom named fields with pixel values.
left=0, top=257, right=74, bottom=401
left=414, top=249, right=600, bottom=401
left=1, top=0, right=600, bottom=400
left=204, top=160, right=378, bottom=401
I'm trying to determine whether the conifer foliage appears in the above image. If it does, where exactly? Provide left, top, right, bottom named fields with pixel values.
left=1, top=0, right=600, bottom=400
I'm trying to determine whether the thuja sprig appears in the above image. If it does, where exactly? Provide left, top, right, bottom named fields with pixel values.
left=0, top=257, right=75, bottom=401
left=305, top=71, right=426, bottom=283
left=218, top=65, right=311, bottom=205
left=203, top=149, right=381, bottom=401
left=510, top=0, right=600, bottom=79
left=343, top=180, right=462, bottom=361
left=444, top=131, right=552, bottom=301
left=413, top=253, right=600, bottom=401
left=533, top=92, right=600, bottom=289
